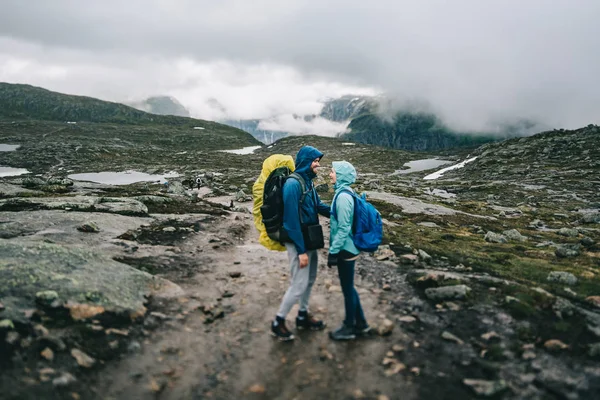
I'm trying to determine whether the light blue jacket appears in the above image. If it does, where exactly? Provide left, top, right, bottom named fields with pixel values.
left=330, top=161, right=359, bottom=256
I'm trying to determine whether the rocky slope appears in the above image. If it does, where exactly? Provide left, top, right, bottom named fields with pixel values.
left=0, top=118, right=599, bottom=399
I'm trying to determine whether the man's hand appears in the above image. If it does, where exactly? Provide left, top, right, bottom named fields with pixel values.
left=298, top=253, right=309, bottom=268
left=327, top=253, right=338, bottom=267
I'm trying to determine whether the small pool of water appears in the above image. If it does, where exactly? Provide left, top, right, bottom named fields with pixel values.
left=220, top=146, right=262, bottom=155
left=0, top=167, right=30, bottom=177
left=0, top=144, right=21, bottom=152
left=394, top=158, right=452, bottom=175
left=68, top=170, right=179, bottom=185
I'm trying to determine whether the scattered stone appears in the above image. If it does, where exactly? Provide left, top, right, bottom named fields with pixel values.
left=588, top=343, right=600, bottom=358
left=444, top=302, right=462, bottom=311
left=522, top=351, right=536, bottom=360
left=378, top=395, right=391, bottom=400
left=544, top=339, right=569, bottom=351
left=375, top=245, right=397, bottom=261
left=398, top=316, right=416, bottom=323
left=149, top=378, right=167, bottom=393
left=162, top=226, right=176, bottom=232
left=484, top=232, right=507, bottom=243
left=5, top=331, right=19, bottom=345
left=532, top=287, right=554, bottom=298
left=503, top=229, right=528, bottom=242
left=463, top=379, right=508, bottom=397
left=328, top=285, right=342, bottom=293
left=67, top=303, right=105, bottom=320
left=557, top=228, right=579, bottom=237
left=34, top=324, right=50, bottom=337
left=417, top=249, right=432, bottom=262
left=581, top=236, right=595, bottom=247
left=400, top=254, right=418, bottom=264
left=586, top=296, right=600, bottom=309
left=441, top=331, right=464, bottom=345
left=382, top=283, right=391, bottom=291
left=319, top=347, right=334, bottom=361
left=71, top=349, right=96, bottom=368
left=411, top=367, right=420, bottom=376
left=392, top=345, right=405, bottom=352
left=229, top=271, right=242, bottom=278
left=581, top=211, right=600, bottom=224
left=481, top=331, right=501, bottom=342
left=563, top=287, right=578, bottom=297
left=425, top=285, right=471, bottom=301
left=554, top=244, right=581, bottom=258
left=127, top=341, right=142, bottom=353
left=353, top=389, right=366, bottom=399
left=77, top=222, right=100, bottom=233
left=0, top=319, right=14, bottom=330
left=41, top=347, right=54, bottom=361
left=36, top=290, right=59, bottom=305
left=53, top=373, right=77, bottom=387
left=377, top=319, right=394, bottom=336
left=547, top=271, right=578, bottom=285
left=248, top=384, right=266, bottom=394
left=384, top=361, right=406, bottom=377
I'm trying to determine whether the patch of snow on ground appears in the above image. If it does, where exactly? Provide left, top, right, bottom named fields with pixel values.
left=423, top=157, right=478, bottom=180
left=0, top=167, right=30, bottom=177
left=342, top=143, right=356, bottom=146
left=220, top=146, right=262, bottom=155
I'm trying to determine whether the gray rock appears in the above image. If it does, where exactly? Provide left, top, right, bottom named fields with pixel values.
left=167, top=181, right=187, bottom=196
left=581, top=236, right=595, bottom=247
left=1, top=240, right=182, bottom=320
left=589, top=343, right=600, bottom=358
left=503, top=229, right=528, bottom=242
left=553, top=298, right=576, bottom=318
left=127, top=340, right=142, bottom=353
left=547, top=271, right=578, bottom=286
left=581, top=211, right=600, bottom=224
left=463, top=379, right=508, bottom=397
left=557, top=228, right=579, bottom=237
left=36, top=290, right=59, bottom=305
left=400, top=254, right=418, bottom=264
left=554, top=244, right=581, bottom=258
left=235, top=190, right=251, bottom=202
left=425, top=285, right=471, bottom=301
left=441, top=331, right=464, bottom=345
left=0, top=196, right=148, bottom=216
left=484, top=231, right=507, bottom=243
left=77, top=221, right=100, bottom=233
left=53, top=372, right=77, bottom=387
left=417, top=249, right=432, bottom=262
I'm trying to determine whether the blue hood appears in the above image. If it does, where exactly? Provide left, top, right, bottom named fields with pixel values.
left=295, top=146, right=324, bottom=180
left=333, top=161, right=357, bottom=191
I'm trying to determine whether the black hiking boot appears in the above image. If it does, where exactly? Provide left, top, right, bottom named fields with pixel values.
left=355, top=322, right=372, bottom=337
left=296, top=312, right=326, bottom=331
left=271, top=318, right=294, bottom=342
left=329, top=323, right=356, bottom=341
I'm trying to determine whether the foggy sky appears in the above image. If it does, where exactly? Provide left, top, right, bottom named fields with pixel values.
left=1, top=0, right=599, bottom=133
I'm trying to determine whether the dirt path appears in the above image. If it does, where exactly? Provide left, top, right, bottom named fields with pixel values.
left=95, top=212, right=417, bottom=400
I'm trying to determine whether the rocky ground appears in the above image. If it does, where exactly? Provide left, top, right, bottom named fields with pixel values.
left=1, top=124, right=600, bottom=399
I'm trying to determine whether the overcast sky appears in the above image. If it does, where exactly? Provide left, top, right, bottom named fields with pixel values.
left=1, top=0, right=599, bottom=134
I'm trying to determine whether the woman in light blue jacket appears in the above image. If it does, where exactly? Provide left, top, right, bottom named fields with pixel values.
left=327, top=161, right=371, bottom=340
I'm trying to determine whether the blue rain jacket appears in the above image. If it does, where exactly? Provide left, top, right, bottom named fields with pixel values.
left=282, top=146, right=330, bottom=254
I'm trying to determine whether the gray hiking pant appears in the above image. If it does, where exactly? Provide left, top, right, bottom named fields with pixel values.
left=276, top=243, right=318, bottom=318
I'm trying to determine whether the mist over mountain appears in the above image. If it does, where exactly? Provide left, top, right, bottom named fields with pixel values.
left=128, top=96, right=190, bottom=117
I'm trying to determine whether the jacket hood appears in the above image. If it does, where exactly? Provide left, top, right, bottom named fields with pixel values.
left=332, top=161, right=357, bottom=190
left=295, top=146, right=324, bottom=180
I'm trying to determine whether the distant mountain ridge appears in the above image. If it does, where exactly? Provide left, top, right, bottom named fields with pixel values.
left=0, top=83, right=228, bottom=129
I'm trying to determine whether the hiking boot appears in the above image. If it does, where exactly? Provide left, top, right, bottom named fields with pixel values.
left=329, top=324, right=356, bottom=341
left=271, top=319, right=295, bottom=342
left=355, top=322, right=372, bottom=337
left=296, top=313, right=326, bottom=331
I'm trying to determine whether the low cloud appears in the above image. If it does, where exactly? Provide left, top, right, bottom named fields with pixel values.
left=258, top=115, right=349, bottom=137
left=1, top=1, right=599, bottom=132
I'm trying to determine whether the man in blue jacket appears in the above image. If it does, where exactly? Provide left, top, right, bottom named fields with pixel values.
left=271, top=145, right=330, bottom=341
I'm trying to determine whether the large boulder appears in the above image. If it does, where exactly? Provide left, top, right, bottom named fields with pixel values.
left=0, top=196, right=148, bottom=216
left=0, top=240, right=181, bottom=323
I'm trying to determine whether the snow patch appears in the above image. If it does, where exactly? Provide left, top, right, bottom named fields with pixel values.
left=220, top=146, right=262, bottom=155
left=423, top=157, right=478, bottom=180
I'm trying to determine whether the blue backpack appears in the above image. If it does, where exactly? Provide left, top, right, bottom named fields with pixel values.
left=332, top=189, right=383, bottom=253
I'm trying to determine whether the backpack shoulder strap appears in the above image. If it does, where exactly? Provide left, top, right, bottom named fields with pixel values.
left=287, top=172, right=311, bottom=225
left=331, top=188, right=355, bottom=219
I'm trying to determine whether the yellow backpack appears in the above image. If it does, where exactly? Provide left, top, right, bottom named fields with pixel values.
left=252, top=154, right=295, bottom=251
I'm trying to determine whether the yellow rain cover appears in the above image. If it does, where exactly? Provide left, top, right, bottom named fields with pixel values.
left=252, top=154, right=295, bottom=251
